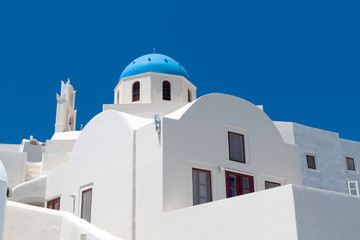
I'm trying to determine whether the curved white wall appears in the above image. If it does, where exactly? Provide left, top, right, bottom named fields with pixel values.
left=46, top=110, right=151, bottom=239
left=162, top=93, right=302, bottom=211
left=9, top=175, right=46, bottom=206
left=4, top=201, right=122, bottom=240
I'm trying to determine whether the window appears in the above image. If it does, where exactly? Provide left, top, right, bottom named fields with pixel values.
left=346, top=157, right=356, bottom=171
left=225, top=171, right=254, bottom=198
left=347, top=181, right=359, bottom=196
left=132, top=81, right=140, bottom=102
left=265, top=181, right=281, bottom=189
left=228, top=132, right=246, bottom=163
left=306, top=155, right=316, bottom=169
left=81, top=188, right=92, bottom=222
left=162, top=81, right=171, bottom=101
left=192, top=169, right=212, bottom=205
left=188, top=89, right=191, bottom=102
left=116, top=90, right=120, bottom=104
left=47, top=197, right=60, bottom=210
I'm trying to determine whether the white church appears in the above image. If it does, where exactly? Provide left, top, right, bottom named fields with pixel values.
left=0, top=53, right=359, bottom=240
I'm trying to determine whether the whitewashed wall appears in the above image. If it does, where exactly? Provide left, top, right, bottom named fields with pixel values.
left=341, top=139, right=360, bottom=188
left=9, top=175, right=46, bottom=206
left=162, top=94, right=302, bottom=211
left=275, top=122, right=360, bottom=195
left=0, top=151, right=26, bottom=188
left=0, top=161, right=8, bottom=240
left=136, top=184, right=360, bottom=240
left=20, top=140, right=43, bottom=163
left=46, top=110, right=151, bottom=240
left=114, top=73, right=196, bottom=104
left=103, top=102, right=188, bottom=119
left=0, top=145, right=19, bottom=152
left=134, top=120, right=163, bottom=240
left=137, top=185, right=299, bottom=240
left=4, top=201, right=121, bottom=240
left=293, top=185, right=360, bottom=240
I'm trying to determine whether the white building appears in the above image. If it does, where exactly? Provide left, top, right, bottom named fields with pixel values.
left=1, top=53, right=360, bottom=240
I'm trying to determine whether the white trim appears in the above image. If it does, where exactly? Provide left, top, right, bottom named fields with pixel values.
left=78, top=183, right=94, bottom=217
left=347, top=180, right=359, bottom=196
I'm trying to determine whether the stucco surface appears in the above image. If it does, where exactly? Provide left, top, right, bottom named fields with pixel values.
left=0, top=145, right=19, bottom=153
left=0, top=161, right=7, bottom=240
left=0, top=151, right=26, bottom=188
left=46, top=110, right=151, bottom=239
left=20, top=140, right=43, bottom=163
left=115, top=73, right=196, bottom=104
left=275, top=123, right=360, bottom=195
left=4, top=201, right=121, bottom=240
left=293, top=185, right=360, bottom=240
left=137, top=185, right=298, bottom=240
left=10, top=175, right=46, bottom=204
left=162, top=93, right=302, bottom=211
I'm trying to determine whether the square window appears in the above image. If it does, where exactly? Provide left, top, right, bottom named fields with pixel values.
left=265, top=181, right=281, bottom=189
left=347, top=181, right=359, bottom=196
left=192, top=169, right=212, bottom=205
left=228, top=132, right=246, bottom=163
left=306, top=155, right=316, bottom=169
left=346, top=157, right=356, bottom=171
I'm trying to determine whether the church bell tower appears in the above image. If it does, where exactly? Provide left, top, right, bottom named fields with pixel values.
left=55, top=79, right=77, bottom=132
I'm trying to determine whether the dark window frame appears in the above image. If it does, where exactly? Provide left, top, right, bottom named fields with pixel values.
left=132, top=81, right=140, bottom=102
left=192, top=168, right=212, bottom=206
left=228, top=131, right=246, bottom=163
left=306, top=155, right=316, bottom=169
left=162, top=80, right=171, bottom=101
left=188, top=89, right=191, bottom=102
left=225, top=171, right=254, bottom=198
left=346, top=157, right=356, bottom=171
left=47, top=197, right=60, bottom=210
left=265, top=181, right=281, bottom=189
left=81, top=188, right=93, bottom=222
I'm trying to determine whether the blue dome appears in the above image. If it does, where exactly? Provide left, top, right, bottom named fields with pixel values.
left=120, top=53, right=190, bottom=80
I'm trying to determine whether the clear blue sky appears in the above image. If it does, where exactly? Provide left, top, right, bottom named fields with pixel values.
left=0, top=0, right=359, bottom=144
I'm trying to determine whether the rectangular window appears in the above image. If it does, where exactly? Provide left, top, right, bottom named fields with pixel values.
left=228, top=132, right=246, bottom=163
left=47, top=197, right=60, bottom=210
left=192, top=169, right=212, bottom=205
left=346, top=157, right=356, bottom=171
left=81, top=188, right=92, bottom=222
left=306, top=155, right=316, bottom=169
left=347, top=181, right=359, bottom=196
left=225, top=171, right=254, bottom=198
left=265, top=181, right=281, bottom=189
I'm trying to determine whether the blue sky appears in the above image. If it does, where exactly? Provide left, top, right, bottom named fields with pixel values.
left=0, top=0, right=359, bottom=143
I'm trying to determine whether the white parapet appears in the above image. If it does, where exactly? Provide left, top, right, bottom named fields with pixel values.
left=4, top=201, right=122, bottom=240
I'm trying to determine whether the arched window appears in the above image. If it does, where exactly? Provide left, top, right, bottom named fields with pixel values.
left=163, top=81, right=171, bottom=101
left=132, top=81, right=140, bottom=102
left=188, top=89, right=192, bottom=102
